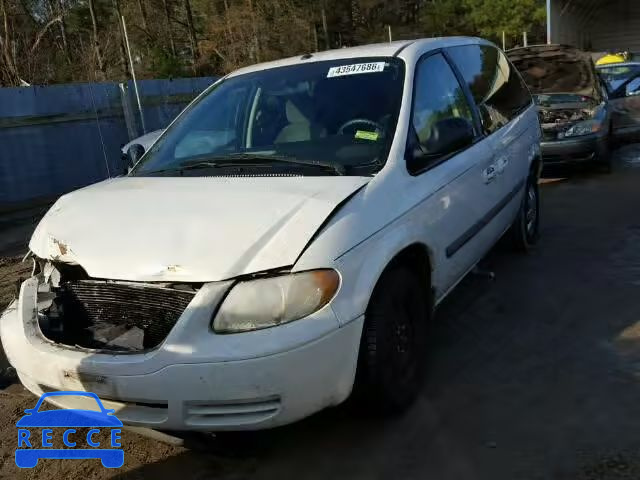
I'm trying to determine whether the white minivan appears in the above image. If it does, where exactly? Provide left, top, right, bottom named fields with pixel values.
left=1, top=37, right=541, bottom=431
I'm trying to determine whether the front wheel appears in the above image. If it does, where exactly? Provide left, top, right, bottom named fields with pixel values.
left=508, top=175, right=540, bottom=252
left=354, top=266, right=429, bottom=414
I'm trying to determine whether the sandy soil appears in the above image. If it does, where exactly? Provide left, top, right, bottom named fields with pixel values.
left=2, top=146, right=640, bottom=479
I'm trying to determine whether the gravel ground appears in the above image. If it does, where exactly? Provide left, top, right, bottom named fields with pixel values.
left=2, top=146, right=640, bottom=479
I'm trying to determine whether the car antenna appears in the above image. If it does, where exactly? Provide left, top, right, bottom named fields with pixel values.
left=300, top=53, right=314, bottom=60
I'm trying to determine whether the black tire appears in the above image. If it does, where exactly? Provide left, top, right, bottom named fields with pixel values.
left=355, top=266, right=429, bottom=415
left=508, top=174, right=540, bottom=252
left=596, top=134, right=613, bottom=173
left=599, top=160, right=613, bottom=174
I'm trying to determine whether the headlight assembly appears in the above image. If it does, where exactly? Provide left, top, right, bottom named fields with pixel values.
left=561, top=119, right=602, bottom=138
left=213, top=269, right=340, bottom=333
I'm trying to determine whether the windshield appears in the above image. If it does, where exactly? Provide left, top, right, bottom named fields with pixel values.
left=598, top=64, right=640, bottom=92
left=132, top=57, right=405, bottom=177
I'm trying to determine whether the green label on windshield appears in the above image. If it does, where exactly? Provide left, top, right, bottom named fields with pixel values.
left=355, top=130, right=379, bottom=141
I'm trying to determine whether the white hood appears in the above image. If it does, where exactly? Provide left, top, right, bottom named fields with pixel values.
left=29, top=176, right=369, bottom=282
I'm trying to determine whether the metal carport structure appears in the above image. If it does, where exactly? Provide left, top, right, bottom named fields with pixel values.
left=547, top=0, right=640, bottom=54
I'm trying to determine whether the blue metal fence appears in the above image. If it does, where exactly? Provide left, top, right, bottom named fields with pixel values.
left=0, top=76, right=216, bottom=209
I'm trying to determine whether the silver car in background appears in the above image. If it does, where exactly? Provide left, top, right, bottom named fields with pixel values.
left=508, top=45, right=613, bottom=171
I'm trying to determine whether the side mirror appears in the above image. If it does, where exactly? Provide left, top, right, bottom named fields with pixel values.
left=123, top=144, right=145, bottom=175
left=127, top=144, right=145, bottom=165
left=408, top=117, right=474, bottom=172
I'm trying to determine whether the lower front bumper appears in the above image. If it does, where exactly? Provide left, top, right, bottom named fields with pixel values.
left=1, top=279, right=364, bottom=431
left=541, top=133, right=608, bottom=165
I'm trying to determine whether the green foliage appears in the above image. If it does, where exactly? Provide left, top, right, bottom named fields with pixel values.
left=420, top=0, right=474, bottom=37
left=0, top=0, right=548, bottom=86
left=462, top=0, right=546, bottom=38
left=147, top=47, right=186, bottom=79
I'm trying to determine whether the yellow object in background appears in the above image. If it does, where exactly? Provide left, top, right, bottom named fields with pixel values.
left=596, top=54, right=626, bottom=66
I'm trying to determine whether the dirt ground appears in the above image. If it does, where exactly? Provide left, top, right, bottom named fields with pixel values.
left=2, top=146, right=640, bottom=479
left=0, top=256, right=31, bottom=313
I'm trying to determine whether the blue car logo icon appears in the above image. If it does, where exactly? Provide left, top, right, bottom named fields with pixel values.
left=16, top=391, right=124, bottom=468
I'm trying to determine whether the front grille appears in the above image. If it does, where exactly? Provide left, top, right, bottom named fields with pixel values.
left=543, top=151, right=596, bottom=164
left=41, top=280, right=195, bottom=351
left=542, top=129, right=559, bottom=142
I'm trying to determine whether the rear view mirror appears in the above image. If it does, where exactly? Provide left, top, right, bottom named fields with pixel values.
left=408, top=117, right=474, bottom=173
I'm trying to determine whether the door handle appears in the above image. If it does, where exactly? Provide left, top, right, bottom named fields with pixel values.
left=483, top=156, right=508, bottom=183
left=483, top=165, right=497, bottom=183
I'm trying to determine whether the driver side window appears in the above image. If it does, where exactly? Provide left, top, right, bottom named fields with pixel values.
left=412, top=53, right=474, bottom=149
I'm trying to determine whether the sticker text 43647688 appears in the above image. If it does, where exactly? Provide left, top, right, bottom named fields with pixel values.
left=327, top=62, right=386, bottom=78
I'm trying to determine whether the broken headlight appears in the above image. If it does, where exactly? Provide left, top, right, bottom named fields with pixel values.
left=213, top=269, right=340, bottom=333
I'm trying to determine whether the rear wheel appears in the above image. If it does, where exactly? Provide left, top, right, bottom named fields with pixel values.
left=355, top=266, right=429, bottom=414
left=508, top=174, right=540, bottom=252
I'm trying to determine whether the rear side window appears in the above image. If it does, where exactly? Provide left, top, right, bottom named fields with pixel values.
left=412, top=53, right=474, bottom=147
left=447, top=44, right=532, bottom=134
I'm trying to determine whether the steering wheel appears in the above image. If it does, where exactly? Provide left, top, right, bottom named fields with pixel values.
left=337, top=118, right=384, bottom=136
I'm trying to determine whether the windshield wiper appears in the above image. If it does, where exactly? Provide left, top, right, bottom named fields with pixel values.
left=179, top=153, right=346, bottom=175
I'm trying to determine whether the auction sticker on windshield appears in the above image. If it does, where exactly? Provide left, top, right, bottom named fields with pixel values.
left=327, top=62, right=385, bottom=77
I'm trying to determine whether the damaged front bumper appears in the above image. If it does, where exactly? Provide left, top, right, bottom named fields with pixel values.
left=541, top=131, right=609, bottom=165
left=0, top=276, right=362, bottom=430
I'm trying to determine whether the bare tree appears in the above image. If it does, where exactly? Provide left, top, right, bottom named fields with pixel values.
left=321, top=2, right=329, bottom=49
left=136, top=0, right=149, bottom=32
left=112, top=0, right=129, bottom=78
left=183, top=0, right=199, bottom=63
left=0, top=0, right=20, bottom=85
left=88, top=0, right=105, bottom=77
left=58, top=0, right=71, bottom=63
left=0, top=0, right=546, bottom=86
left=162, top=0, right=176, bottom=56
left=30, top=15, right=63, bottom=54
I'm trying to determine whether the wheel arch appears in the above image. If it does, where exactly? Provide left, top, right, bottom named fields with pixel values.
left=372, top=242, right=435, bottom=318
left=332, top=236, right=435, bottom=326
left=382, top=243, right=433, bottom=296
left=530, top=153, right=542, bottom=179
left=350, top=242, right=433, bottom=413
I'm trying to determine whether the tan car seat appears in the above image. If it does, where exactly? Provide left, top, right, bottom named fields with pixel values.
left=274, top=100, right=325, bottom=143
